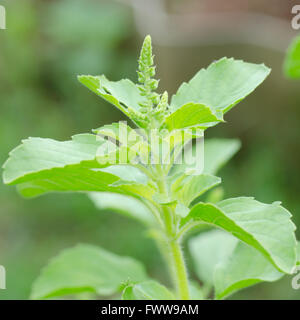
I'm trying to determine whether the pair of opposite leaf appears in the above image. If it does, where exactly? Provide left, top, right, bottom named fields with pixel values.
left=2, top=36, right=299, bottom=300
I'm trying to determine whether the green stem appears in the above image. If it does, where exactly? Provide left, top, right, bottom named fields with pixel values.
left=153, top=164, right=190, bottom=300
left=168, top=239, right=190, bottom=300
left=175, top=221, right=202, bottom=240
left=142, top=198, right=165, bottom=228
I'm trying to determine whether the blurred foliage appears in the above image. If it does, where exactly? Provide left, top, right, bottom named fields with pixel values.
left=0, top=0, right=299, bottom=300
left=284, top=35, right=300, bottom=79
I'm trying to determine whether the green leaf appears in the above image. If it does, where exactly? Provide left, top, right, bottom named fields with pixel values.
left=78, top=75, right=146, bottom=112
left=189, top=230, right=237, bottom=285
left=170, top=138, right=240, bottom=178
left=93, top=122, right=147, bottom=147
left=2, top=134, right=155, bottom=199
left=15, top=167, right=120, bottom=198
left=122, top=280, right=175, bottom=300
left=2, top=134, right=104, bottom=185
left=204, top=138, right=241, bottom=175
left=171, top=57, right=270, bottom=114
left=16, top=168, right=154, bottom=200
left=160, top=128, right=203, bottom=167
left=189, top=281, right=204, bottom=300
left=165, top=102, right=223, bottom=130
left=100, top=165, right=148, bottom=185
left=101, top=165, right=154, bottom=199
left=78, top=75, right=147, bottom=127
left=96, top=144, right=148, bottom=169
left=31, top=244, right=147, bottom=299
left=96, top=140, right=150, bottom=168
left=183, top=197, right=297, bottom=273
left=163, top=128, right=200, bottom=148
left=284, top=36, right=300, bottom=79
left=94, top=122, right=150, bottom=166
left=171, top=174, right=221, bottom=207
left=89, top=192, right=154, bottom=225
left=214, top=238, right=283, bottom=299
left=189, top=230, right=283, bottom=300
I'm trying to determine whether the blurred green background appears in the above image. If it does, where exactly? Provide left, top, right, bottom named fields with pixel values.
left=0, top=0, right=299, bottom=299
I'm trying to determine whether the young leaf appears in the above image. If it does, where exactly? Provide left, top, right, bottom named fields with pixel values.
left=165, top=102, right=223, bottom=130
left=183, top=197, right=297, bottom=273
left=171, top=174, right=221, bottom=207
left=94, top=122, right=138, bottom=141
left=78, top=75, right=146, bottom=112
left=31, top=244, right=147, bottom=299
left=96, top=144, right=147, bottom=170
left=160, top=128, right=203, bottom=167
left=78, top=75, right=148, bottom=128
left=89, top=192, right=154, bottom=225
left=171, top=57, right=270, bottom=114
left=122, top=280, right=175, bottom=300
left=95, top=123, right=150, bottom=166
left=284, top=35, right=300, bottom=79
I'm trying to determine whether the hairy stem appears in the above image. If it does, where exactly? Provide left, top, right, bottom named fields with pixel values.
left=168, top=239, right=190, bottom=300
left=153, top=164, right=190, bottom=300
left=175, top=221, right=202, bottom=241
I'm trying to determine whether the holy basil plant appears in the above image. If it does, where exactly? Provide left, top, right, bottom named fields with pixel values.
left=2, top=36, right=299, bottom=300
